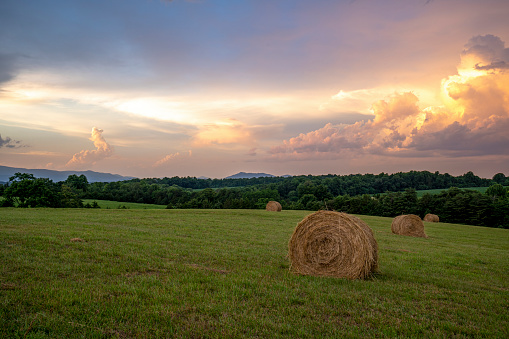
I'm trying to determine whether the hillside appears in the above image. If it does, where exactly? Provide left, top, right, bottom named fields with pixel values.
left=224, top=172, right=276, bottom=179
left=0, top=165, right=135, bottom=183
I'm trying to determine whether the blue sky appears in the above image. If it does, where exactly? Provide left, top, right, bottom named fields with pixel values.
left=1, top=0, right=509, bottom=178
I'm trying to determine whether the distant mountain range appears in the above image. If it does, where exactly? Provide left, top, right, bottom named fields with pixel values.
left=224, top=172, right=291, bottom=179
left=0, top=165, right=135, bottom=184
left=0, top=166, right=291, bottom=184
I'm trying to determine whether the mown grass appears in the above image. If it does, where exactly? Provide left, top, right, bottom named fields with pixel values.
left=82, top=199, right=167, bottom=209
left=1, top=208, right=508, bottom=338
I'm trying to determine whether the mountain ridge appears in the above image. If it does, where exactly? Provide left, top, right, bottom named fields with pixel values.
left=0, top=165, right=135, bottom=183
left=224, top=172, right=291, bottom=179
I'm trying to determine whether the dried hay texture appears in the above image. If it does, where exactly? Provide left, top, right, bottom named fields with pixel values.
left=423, top=214, right=439, bottom=222
left=288, top=210, right=378, bottom=279
left=266, top=201, right=282, bottom=212
left=391, top=214, right=427, bottom=238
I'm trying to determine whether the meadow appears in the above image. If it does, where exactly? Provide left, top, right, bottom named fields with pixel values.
left=82, top=199, right=167, bottom=209
left=1, top=208, right=508, bottom=338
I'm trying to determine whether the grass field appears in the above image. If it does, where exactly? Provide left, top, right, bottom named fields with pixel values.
left=82, top=199, right=167, bottom=209
left=1, top=208, right=508, bottom=338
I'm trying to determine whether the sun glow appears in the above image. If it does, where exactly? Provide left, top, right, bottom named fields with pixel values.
left=193, top=119, right=253, bottom=146
left=441, top=71, right=484, bottom=115
left=114, top=98, right=190, bottom=123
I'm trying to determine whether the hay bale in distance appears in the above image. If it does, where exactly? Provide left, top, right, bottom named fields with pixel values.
left=288, top=210, right=378, bottom=279
left=266, top=201, right=282, bottom=212
left=391, top=214, right=427, bottom=238
left=423, top=213, right=439, bottom=222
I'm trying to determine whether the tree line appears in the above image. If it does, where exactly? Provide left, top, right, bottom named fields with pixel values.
left=0, top=173, right=92, bottom=208
left=117, top=170, right=500, bottom=193
left=1, top=171, right=508, bottom=228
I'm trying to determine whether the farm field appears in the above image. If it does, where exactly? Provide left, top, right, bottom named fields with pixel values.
left=82, top=199, right=167, bottom=209
left=1, top=208, right=508, bottom=338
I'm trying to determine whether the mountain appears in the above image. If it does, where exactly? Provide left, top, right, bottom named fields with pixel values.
left=224, top=172, right=276, bottom=179
left=0, top=165, right=135, bottom=184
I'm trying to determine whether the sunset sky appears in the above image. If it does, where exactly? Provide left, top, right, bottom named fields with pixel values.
left=1, top=0, right=509, bottom=179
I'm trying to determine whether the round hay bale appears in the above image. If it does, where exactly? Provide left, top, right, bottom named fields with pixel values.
left=423, top=213, right=439, bottom=222
left=266, top=201, right=282, bottom=212
left=391, top=214, right=427, bottom=238
left=288, top=210, right=378, bottom=279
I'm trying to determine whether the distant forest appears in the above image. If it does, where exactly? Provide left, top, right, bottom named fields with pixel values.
left=1, top=170, right=508, bottom=228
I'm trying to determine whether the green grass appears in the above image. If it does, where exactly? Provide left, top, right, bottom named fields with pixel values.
left=1, top=209, right=508, bottom=338
left=82, top=199, right=167, bottom=209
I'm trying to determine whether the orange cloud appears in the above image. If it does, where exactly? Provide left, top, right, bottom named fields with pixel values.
left=270, top=34, right=509, bottom=159
left=154, top=150, right=192, bottom=167
left=66, top=127, right=113, bottom=168
left=193, top=119, right=254, bottom=146
left=193, top=118, right=282, bottom=149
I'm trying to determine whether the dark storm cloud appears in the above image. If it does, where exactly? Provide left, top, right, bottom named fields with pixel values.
left=475, top=61, right=509, bottom=71
left=410, top=120, right=509, bottom=156
left=462, top=34, right=509, bottom=71
left=0, top=134, right=23, bottom=148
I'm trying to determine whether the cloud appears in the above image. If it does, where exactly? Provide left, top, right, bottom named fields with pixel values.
left=154, top=150, right=192, bottom=167
left=410, top=120, right=509, bottom=156
left=65, top=127, right=113, bottom=168
left=475, top=61, right=509, bottom=71
left=270, top=92, right=424, bottom=157
left=461, top=34, right=509, bottom=73
left=193, top=118, right=281, bottom=148
left=270, top=34, right=509, bottom=160
left=0, top=134, right=23, bottom=148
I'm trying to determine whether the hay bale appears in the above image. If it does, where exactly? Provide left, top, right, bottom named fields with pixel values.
left=391, top=214, right=427, bottom=238
left=266, top=201, right=282, bottom=212
left=423, top=213, right=439, bottom=222
left=288, top=210, right=378, bottom=279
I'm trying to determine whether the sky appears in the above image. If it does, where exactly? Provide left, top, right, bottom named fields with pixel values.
left=1, top=0, right=509, bottom=179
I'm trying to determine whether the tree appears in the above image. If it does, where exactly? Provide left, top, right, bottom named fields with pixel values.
left=60, top=185, right=84, bottom=208
left=492, top=173, right=507, bottom=185
left=486, top=184, right=507, bottom=201
left=64, top=174, right=89, bottom=192
left=4, top=173, right=60, bottom=207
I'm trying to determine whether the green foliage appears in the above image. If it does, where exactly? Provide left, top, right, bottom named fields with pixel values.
left=492, top=172, right=507, bottom=185
left=83, top=170, right=498, bottom=210
left=83, top=200, right=101, bottom=209
left=326, top=187, right=508, bottom=228
left=486, top=183, right=507, bottom=200
left=2, top=173, right=87, bottom=208
left=64, top=174, right=89, bottom=192
left=60, top=185, right=83, bottom=208
left=2, top=171, right=508, bottom=228
left=4, top=173, right=61, bottom=207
